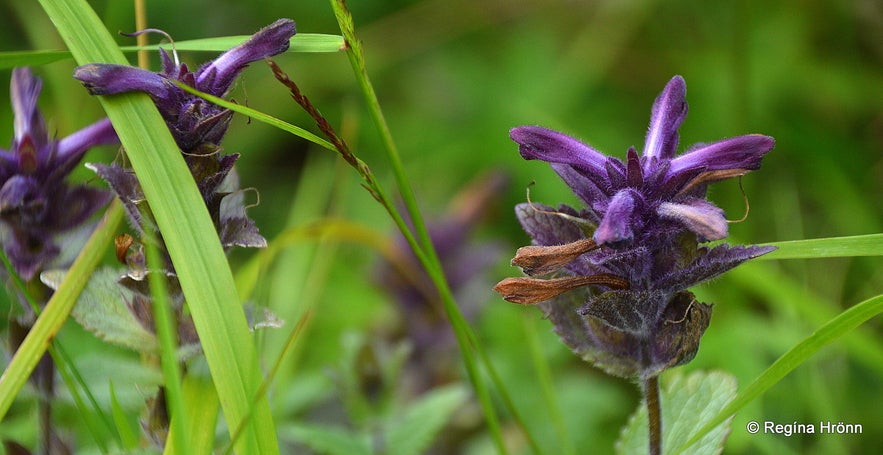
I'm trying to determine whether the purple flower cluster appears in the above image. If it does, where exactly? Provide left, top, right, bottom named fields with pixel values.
left=495, top=76, right=775, bottom=379
left=74, top=18, right=297, bottom=251
left=0, top=68, right=116, bottom=280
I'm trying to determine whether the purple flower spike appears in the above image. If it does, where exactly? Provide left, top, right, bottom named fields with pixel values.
left=0, top=68, right=116, bottom=279
left=74, top=19, right=296, bottom=151
left=509, top=76, right=774, bottom=251
left=643, top=75, right=687, bottom=160
left=497, top=75, right=776, bottom=379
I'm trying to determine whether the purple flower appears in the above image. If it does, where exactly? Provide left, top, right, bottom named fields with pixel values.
left=75, top=21, right=294, bottom=250
left=73, top=19, right=296, bottom=151
left=495, top=76, right=775, bottom=379
left=0, top=68, right=116, bottom=280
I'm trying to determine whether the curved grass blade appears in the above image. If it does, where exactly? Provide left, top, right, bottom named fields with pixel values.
left=118, top=33, right=345, bottom=53
left=0, top=34, right=345, bottom=70
left=674, top=293, right=883, bottom=453
left=760, top=233, right=883, bottom=260
left=172, top=81, right=335, bottom=151
left=35, top=1, right=278, bottom=453
left=328, top=1, right=511, bottom=452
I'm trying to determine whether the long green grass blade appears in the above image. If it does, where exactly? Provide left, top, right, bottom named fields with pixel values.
left=35, top=1, right=278, bottom=453
left=760, top=234, right=883, bottom=260
left=0, top=33, right=345, bottom=69
left=675, top=293, right=883, bottom=453
left=327, top=2, right=531, bottom=452
left=118, top=33, right=345, bottom=53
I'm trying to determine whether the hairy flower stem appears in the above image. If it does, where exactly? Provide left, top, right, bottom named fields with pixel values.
left=644, top=376, right=662, bottom=455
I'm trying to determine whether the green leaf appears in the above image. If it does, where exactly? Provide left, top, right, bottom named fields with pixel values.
left=675, top=293, right=883, bottom=452
left=41, top=268, right=157, bottom=353
left=0, top=33, right=345, bottom=69
left=280, top=423, right=371, bottom=455
left=0, top=50, right=70, bottom=68
left=119, top=33, right=345, bottom=53
left=172, top=81, right=335, bottom=151
left=388, top=384, right=470, bottom=455
left=109, top=381, right=139, bottom=450
left=617, top=371, right=738, bottom=455
left=760, top=233, right=883, bottom=260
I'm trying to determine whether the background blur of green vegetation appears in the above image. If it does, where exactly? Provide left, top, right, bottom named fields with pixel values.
left=0, top=0, right=880, bottom=453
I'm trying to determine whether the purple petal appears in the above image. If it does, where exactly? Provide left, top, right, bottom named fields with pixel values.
left=626, top=148, right=643, bottom=188
left=643, top=76, right=687, bottom=160
left=551, top=163, right=607, bottom=212
left=511, top=126, right=609, bottom=179
left=669, top=135, right=774, bottom=176
left=3, top=229, right=58, bottom=280
left=74, top=64, right=171, bottom=100
left=0, top=174, right=41, bottom=216
left=657, top=198, right=728, bottom=242
left=594, top=189, right=638, bottom=246
left=54, top=118, right=118, bottom=177
left=196, top=18, right=296, bottom=96
left=10, top=68, right=48, bottom=147
left=49, top=185, right=112, bottom=230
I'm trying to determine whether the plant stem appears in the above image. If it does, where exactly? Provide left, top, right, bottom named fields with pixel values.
left=645, top=375, right=662, bottom=455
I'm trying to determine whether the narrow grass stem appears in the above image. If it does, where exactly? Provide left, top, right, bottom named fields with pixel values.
left=644, top=376, right=662, bottom=455
left=327, top=2, right=510, bottom=452
left=144, top=238, right=188, bottom=455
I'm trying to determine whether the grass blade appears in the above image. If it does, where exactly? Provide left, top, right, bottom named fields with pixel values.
left=675, top=293, right=883, bottom=453
left=0, top=33, right=345, bottom=69
left=35, top=1, right=278, bottom=452
left=760, top=234, right=883, bottom=260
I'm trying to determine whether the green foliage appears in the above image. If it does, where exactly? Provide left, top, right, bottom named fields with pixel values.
left=0, top=34, right=345, bottom=69
left=678, top=293, right=883, bottom=452
left=40, top=268, right=157, bottom=354
left=281, top=423, right=372, bottom=455
left=387, top=384, right=470, bottom=455
left=282, top=332, right=470, bottom=455
left=0, top=0, right=879, bottom=454
left=617, top=371, right=738, bottom=455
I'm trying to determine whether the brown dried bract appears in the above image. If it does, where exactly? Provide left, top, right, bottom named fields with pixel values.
left=511, top=238, right=599, bottom=276
left=494, top=273, right=629, bottom=305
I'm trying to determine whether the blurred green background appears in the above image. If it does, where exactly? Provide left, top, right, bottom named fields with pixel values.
left=0, top=0, right=880, bottom=453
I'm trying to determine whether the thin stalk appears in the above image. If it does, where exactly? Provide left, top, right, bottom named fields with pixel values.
left=523, top=315, right=573, bottom=455
left=267, top=57, right=506, bottom=453
left=327, top=2, right=511, bottom=452
left=145, top=238, right=187, bottom=455
left=134, top=0, right=148, bottom=68
left=644, top=376, right=662, bottom=455
left=223, top=309, right=314, bottom=455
